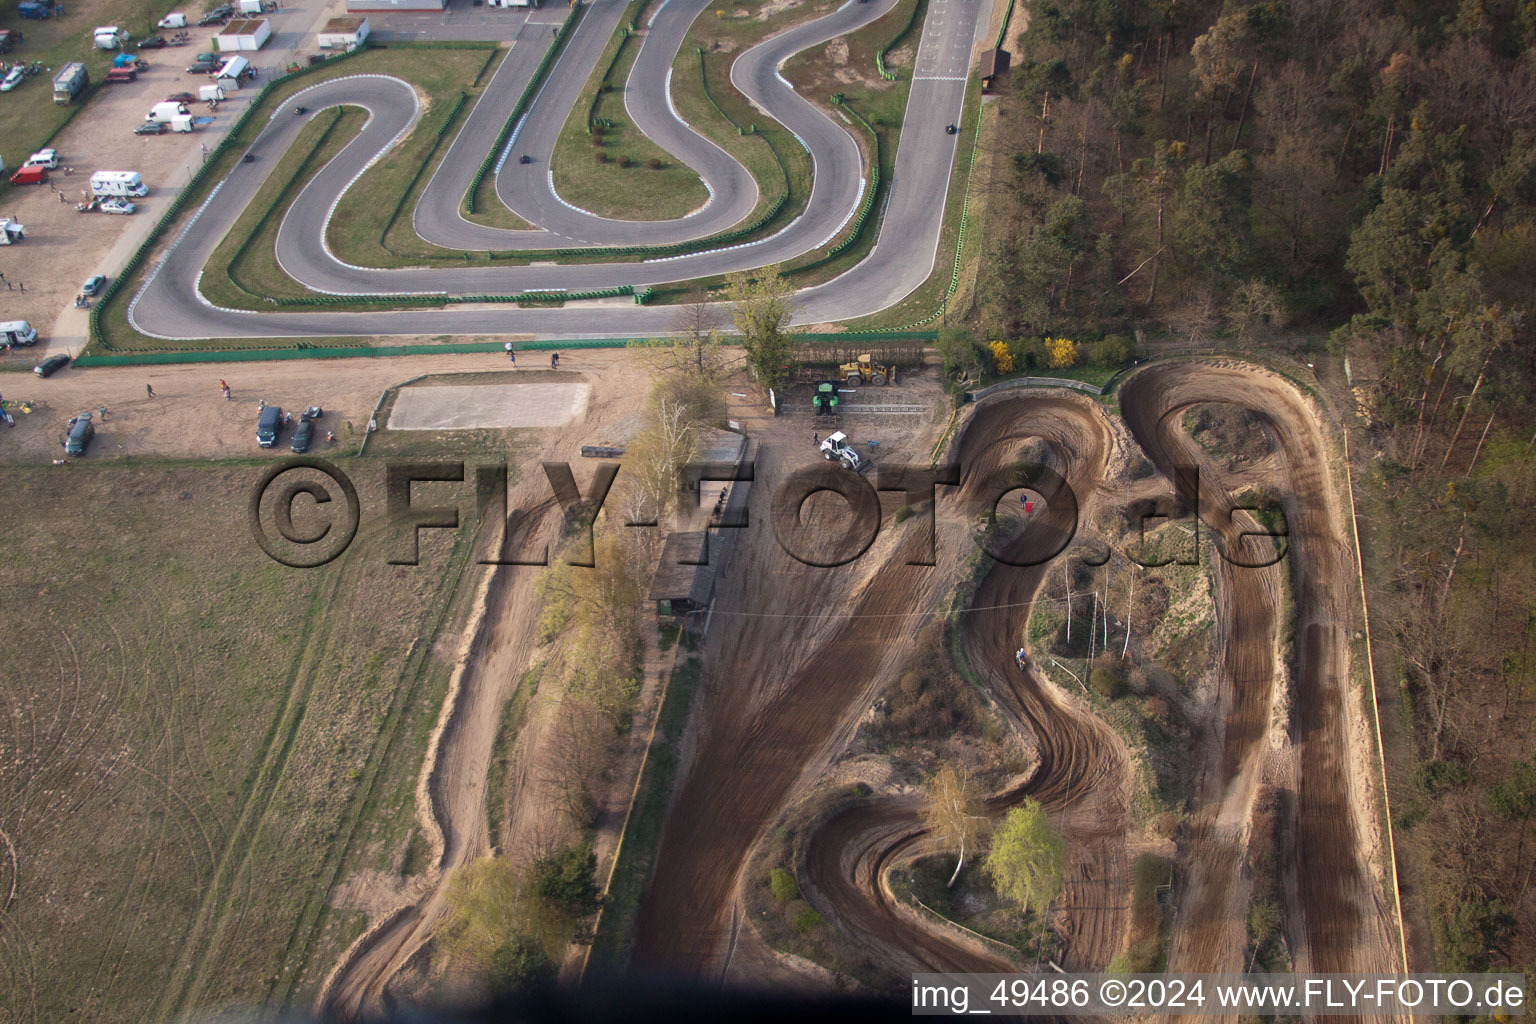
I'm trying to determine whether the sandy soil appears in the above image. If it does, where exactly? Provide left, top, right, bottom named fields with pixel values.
left=0, top=347, right=632, bottom=462
left=1121, top=361, right=1399, bottom=983
left=314, top=349, right=652, bottom=1020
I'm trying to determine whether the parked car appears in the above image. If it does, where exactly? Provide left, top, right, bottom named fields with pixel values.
left=134, top=121, right=165, bottom=135
left=137, top=35, right=169, bottom=48
left=198, top=7, right=231, bottom=25
left=34, top=353, right=69, bottom=377
left=25, top=148, right=59, bottom=169
left=301, top=405, right=323, bottom=421
left=165, top=91, right=196, bottom=103
left=100, top=198, right=135, bottom=214
left=195, top=51, right=219, bottom=63
left=257, top=405, right=283, bottom=447
left=81, top=274, right=106, bottom=297
left=186, top=60, right=220, bottom=74
left=290, top=419, right=313, bottom=453
left=64, top=412, right=94, bottom=456
left=0, top=68, right=26, bottom=92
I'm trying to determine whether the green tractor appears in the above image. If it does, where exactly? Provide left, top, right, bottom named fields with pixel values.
left=811, top=380, right=840, bottom=416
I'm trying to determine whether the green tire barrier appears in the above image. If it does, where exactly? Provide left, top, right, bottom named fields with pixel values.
left=91, top=45, right=394, bottom=350
left=377, top=91, right=469, bottom=252
left=465, top=1, right=583, bottom=215
left=790, top=101, right=880, bottom=275
left=697, top=48, right=742, bottom=131
left=225, top=108, right=348, bottom=296
left=247, top=284, right=634, bottom=308
left=884, top=97, right=985, bottom=331
left=875, top=0, right=924, bottom=82
left=994, top=0, right=1014, bottom=48
left=72, top=330, right=937, bottom=365
left=586, top=3, right=643, bottom=132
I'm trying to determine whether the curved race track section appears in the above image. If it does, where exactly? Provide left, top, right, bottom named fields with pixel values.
left=126, top=0, right=992, bottom=340
left=802, top=394, right=1133, bottom=977
left=1119, top=362, right=1398, bottom=976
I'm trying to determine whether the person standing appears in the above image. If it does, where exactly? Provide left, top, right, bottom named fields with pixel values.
left=146, top=383, right=155, bottom=398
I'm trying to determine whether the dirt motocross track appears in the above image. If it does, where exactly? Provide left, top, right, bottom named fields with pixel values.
left=631, top=362, right=1398, bottom=989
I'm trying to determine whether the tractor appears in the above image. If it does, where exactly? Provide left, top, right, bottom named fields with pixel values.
left=819, top=431, right=862, bottom=471
left=811, top=381, right=840, bottom=416
left=838, top=353, right=894, bottom=387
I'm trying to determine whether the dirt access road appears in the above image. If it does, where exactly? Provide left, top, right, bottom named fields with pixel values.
left=802, top=393, right=1133, bottom=976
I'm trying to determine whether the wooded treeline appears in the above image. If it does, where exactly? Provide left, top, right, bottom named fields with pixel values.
left=983, top=0, right=1536, bottom=978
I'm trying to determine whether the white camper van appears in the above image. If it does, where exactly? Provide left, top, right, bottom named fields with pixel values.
left=89, top=171, right=148, bottom=198
left=0, top=320, right=38, bottom=346
left=146, top=101, right=190, bottom=123
left=93, top=26, right=124, bottom=49
left=158, top=12, right=187, bottom=28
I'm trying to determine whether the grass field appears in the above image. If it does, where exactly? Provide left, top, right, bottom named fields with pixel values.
left=0, top=460, right=477, bottom=1021
left=0, top=0, right=180, bottom=204
left=548, top=1, right=706, bottom=220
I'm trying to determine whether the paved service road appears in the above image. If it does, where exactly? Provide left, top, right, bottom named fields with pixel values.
left=127, top=0, right=992, bottom=340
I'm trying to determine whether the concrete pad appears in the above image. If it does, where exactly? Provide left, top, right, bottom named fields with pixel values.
left=387, top=383, right=588, bottom=430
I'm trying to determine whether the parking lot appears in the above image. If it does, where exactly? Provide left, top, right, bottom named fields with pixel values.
left=0, top=0, right=348, bottom=366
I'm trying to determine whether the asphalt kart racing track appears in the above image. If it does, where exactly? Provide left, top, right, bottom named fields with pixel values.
left=127, top=0, right=994, bottom=340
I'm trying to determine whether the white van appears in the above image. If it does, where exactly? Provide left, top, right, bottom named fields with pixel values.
left=89, top=171, right=148, bottom=198
left=0, top=320, right=38, bottom=346
left=158, top=11, right=187, bottom=28
left=93, top=26, right=124, bottom=49
left=146, top=101, right=190, bottom=123
left=24, top=148, right=59, bottom=169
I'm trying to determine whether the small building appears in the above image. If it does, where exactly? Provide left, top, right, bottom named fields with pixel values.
left=317, top=16, right=369, bottom=49
left=346, top=0, right=444, bottom=11
left=214, top=17, right=271, bottom=51
left=978, top=47, right=1010, bottom=92
left=649, top=532, right=716, bottom=632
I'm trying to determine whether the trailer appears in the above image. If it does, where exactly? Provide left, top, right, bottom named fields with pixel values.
left=0, top=221, right=24, bottom=246
left=198, top=82, right=224, bottom=101
left=105, top=67, right=138, bottom=83
left=170, top=114, right=195, bottom=132
left=94, top=26, right=125, bottom=49
left=52, top=61, right=87, bottom=103
left=89, top=171, right=148, bottom=198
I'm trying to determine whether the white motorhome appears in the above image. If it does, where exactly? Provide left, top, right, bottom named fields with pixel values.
left=0, top=320, right=37, bottom=346
left=146, top=101, right=190, bottom=123
left=0, top=219, right=23, bottom=245
left=89, top=171, right=148, bottom=198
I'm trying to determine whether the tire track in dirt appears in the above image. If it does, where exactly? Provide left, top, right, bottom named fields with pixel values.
left=316, top=490, right=563, bottom=1020
left=1120, top=362, right=1398, bottom=981
left=801, top=394, right=1133, bottom=976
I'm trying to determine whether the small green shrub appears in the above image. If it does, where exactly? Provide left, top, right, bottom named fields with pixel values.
left=769, top=867, right=799, bottom=903
left=793, top=907, right=823, bottom=932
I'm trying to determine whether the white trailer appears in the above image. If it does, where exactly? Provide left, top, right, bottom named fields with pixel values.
left=0, top=221, right=24, bottom=246
left=198, top=83, right=225, bottom=102
left=89, top=171, right=148, bottom=198
left=170, top=115, right=195, bottom=132
left=93, top=26, right=125, bottom=49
